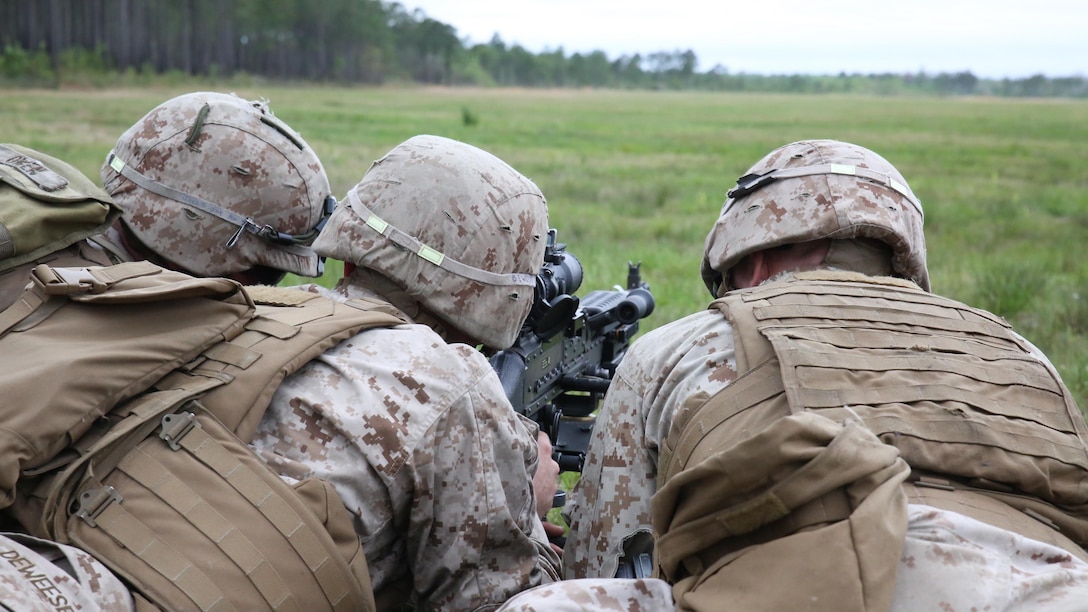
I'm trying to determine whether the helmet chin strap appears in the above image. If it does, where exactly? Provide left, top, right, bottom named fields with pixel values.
left=119, top=220, right=285, bottom=285
left=343, top=189, right=536, bottom=291
left=104, top=151, right=332, bottom=249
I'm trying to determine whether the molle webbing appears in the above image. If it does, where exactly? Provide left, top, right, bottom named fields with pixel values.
left=62, top=402, right=368, bottom=611
left=1, top=265, right=388, bottom=611
left=29, top=376, right=374, bottom=610
left=173, top=285, right=408, bottom=442
left=659, top=359, right=786, bottom=487
left=0, top=262, right=254, bottom=509
left=706, top=272, right=1088, bottom=526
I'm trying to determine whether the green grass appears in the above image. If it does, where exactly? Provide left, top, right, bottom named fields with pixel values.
left=3, top=85, right=1086, bottom=411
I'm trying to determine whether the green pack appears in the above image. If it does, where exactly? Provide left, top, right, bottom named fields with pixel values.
left=0, top=144, right=120, bottom=272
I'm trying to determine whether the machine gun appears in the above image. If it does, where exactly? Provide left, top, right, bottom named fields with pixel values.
left=490, top=229, right=655, bottom=474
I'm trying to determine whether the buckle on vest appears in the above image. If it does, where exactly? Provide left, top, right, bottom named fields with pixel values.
left=912, top=475, right=956, bottom=491
left=32, top=265, right=105, bottom=295
left=76, top=486, right=123, bottom=527
left=160, top=411, right=201, bottom=450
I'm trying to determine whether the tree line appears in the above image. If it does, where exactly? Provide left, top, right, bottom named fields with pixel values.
left=1, top=0, right=1085, bottom=98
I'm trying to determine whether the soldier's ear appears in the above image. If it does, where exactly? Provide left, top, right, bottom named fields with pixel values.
left=729, top=251, right=767, bottom=289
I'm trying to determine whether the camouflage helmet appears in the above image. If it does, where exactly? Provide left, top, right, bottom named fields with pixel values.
left=100, top=92, right=334, bottom=279
left=312, top=134, right=548, bottom=350
left=701, top=139, right=929, bottom=295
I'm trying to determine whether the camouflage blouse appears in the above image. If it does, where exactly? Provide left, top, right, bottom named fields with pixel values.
left=250, top=284, right=561, bottom=611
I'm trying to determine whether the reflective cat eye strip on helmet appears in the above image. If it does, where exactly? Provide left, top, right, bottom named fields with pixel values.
left=725, top=163, right=924, bottom=216
left=105, top=151, right=331, bottom=248
left=345, top=189, right=535, bottom=288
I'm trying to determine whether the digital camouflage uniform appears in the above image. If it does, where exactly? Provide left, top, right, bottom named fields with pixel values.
left=563, top=306, right=739, bottom=581
left=561, top=291, right=1088, bottom=610
left=251, top=134, right=562, bottom=610
left=0, top=532, right=133, bottom=611
left=557, top=140, right=1088, bottom=611
left=498, top=577, right=674, bottom=611
left=250, top=281, right=561, bottom=610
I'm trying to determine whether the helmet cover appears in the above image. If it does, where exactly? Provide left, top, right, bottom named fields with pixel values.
left=702, top=139, right=929, bottom=295
left=313, top=134, right=548, bottom=349
left=101, top=92, right=332, bottom=278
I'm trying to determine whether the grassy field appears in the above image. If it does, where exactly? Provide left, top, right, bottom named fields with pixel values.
left=2, top=85, right=1086, bottom=411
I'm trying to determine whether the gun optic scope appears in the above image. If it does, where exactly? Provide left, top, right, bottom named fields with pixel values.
left=535, top=241, right=583, bottom=306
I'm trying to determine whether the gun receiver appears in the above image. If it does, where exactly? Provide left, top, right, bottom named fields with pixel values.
left=490, top=229, right=654, bottom=473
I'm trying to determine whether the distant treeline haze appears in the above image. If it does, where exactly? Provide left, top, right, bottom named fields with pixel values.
left=2, top=0, right=1086, bottom=97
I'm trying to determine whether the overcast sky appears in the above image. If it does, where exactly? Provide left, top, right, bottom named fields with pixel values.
left=404, top=0, right=1086, bottom=79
